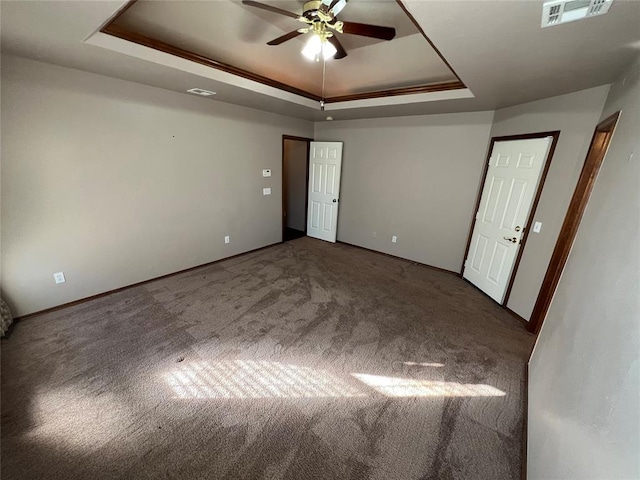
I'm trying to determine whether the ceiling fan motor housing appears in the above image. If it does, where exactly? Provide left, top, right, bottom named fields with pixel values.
left=303, top=1, right=333, bottom=22
left=242, top=0, right=395, bottom=59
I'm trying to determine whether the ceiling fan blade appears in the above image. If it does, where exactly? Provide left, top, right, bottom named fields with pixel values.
left=327, top=35, right=347, bottom=59
left=267, top=30, right=304, bottom=46
left=242, top=1, right=304, bottom=21
left=341, top=21, right=396, bottom=41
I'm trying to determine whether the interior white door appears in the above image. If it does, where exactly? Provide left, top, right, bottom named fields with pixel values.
left=307, top=142, right=343, bottom=243
left=463, top=137, right=552, bottom=303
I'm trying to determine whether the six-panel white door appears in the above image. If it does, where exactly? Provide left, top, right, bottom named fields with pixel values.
left=463, top=137, right=552, bottom=303
left=307, top=142, right=343, bottom=243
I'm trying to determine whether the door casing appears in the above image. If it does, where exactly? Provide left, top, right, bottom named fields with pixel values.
left=528, top=112, right=620, bottom=334
left=460, top=131, right=561, bottom=311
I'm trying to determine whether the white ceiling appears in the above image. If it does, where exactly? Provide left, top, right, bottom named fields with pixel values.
left=2, top=0, right=639, bottom=121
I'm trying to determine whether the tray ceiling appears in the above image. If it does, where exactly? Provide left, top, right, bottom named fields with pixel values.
left=105, top=0, right=463, bottom=102
left=4, top=1, right=637, bottom=121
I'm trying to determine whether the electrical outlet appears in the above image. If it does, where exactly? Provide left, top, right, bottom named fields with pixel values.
left=392, top=236, right=398, bottom=244
left=263, top=187, right=271, bottom=195
left=224, top=236, right=230, bottom=244
left=262, top=169, right=272, bottom=177
left=53, top=272, right=66, bottom=284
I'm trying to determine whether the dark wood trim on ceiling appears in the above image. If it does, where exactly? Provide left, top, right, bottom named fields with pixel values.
left=324, top=80, right=465, bottom=103
left=394, top=0, right=464, bottom=85
left=527, top=112, right=620, bottom=335
left=102, top=0, right=139, bottom=27
left=100, top=0, right=466, bottom=104
left=460, top=131, right=561, bottom=311
left=101, top=23, right=323, bottom=102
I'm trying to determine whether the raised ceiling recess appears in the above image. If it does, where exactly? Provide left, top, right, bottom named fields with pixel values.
left=102, top=0, right=465, bottom=104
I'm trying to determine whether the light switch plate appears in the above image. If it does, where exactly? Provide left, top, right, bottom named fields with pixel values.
left=53, top=272, right=66, bottom=284
left=262, top=169, right=271, bottom=177
left=263, top=187, right=271, bottom=195
left=533, top=221, right=543, bottom=233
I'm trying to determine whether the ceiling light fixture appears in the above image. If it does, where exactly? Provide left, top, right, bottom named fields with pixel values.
left=242, top=0, right=397, bottom=112
left=301, top=22, right=336, bottom=62
left=302, top=33, right=337, bottom=61
left=300, top=21, right=335, bottom=111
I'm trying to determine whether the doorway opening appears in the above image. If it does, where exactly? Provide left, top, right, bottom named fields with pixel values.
left=528, top=112, right=620, bottom=334
left=461, top=131, right=560, bottom=306
left=282, top=135, right=312, bottom=242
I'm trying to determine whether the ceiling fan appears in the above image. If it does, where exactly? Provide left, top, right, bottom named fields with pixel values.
left=242, top=0, right=396, bottom=61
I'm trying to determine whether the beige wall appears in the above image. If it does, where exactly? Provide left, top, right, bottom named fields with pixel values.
left=0, top=55, right=615, bottom=324
left=314, top=111, right=494, bottom=272
left=527, top=59, right=640, bottom=479
left=1, top=56, right=313, bottom=317
left=284, top=139, right=308, bottom=231
left=491, top=86, right=610, bottom=320
left=314, top=87, right=609, bottom=319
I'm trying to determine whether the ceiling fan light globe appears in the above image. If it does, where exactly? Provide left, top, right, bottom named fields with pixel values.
left=322, top=40, right=337, bottom=60
left=302, top=34, right=322, bottom=61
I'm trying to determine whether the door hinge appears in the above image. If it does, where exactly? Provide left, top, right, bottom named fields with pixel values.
left=475, top=211, right=480, bottom=220
left=464, top=259, right=468, bottom=267
left=488, top=157, right=494, bottom=167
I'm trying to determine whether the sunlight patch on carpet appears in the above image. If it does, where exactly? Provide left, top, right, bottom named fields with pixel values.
left=165, top=360, right=366, bottom=399
left=403, top=362, right=445, bottom=367
left=30, top=390, right=133, bottom=450
left=165, top=361, right=505, bottom=400
left=351, top=373, right=506, bottom=397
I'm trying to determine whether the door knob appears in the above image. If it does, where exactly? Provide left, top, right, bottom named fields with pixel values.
left=515, top=226, right=521, bottom=232
left=332, top=199, right=338, bottom=203
left=503, top=237, right=517, bottom=243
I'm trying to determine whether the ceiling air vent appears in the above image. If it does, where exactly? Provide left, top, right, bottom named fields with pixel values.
left=187, top=88, right=216, bottom=96
left=542, top=0, right=613, bottom=27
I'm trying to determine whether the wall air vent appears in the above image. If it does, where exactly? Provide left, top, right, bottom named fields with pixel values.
left=187, top=88, right=216, bottom=96
left=542, top=0, right=613, bottom=27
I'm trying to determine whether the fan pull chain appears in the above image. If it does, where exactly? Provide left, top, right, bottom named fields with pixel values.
left=320, top=56, right=326, bottom=111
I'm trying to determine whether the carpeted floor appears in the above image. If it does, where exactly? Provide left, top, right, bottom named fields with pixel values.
left=1, top=238, right=534, bottom=480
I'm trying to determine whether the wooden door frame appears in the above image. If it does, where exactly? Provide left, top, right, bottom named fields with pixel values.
left=282, top=135, right=313, bottom=241
left=460, top=131, right=561, bottom=309
left=527, top=112, right=620, bottom=334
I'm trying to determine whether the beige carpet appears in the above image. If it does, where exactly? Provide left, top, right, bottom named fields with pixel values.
left=1, top=237, right=534, bottom=479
